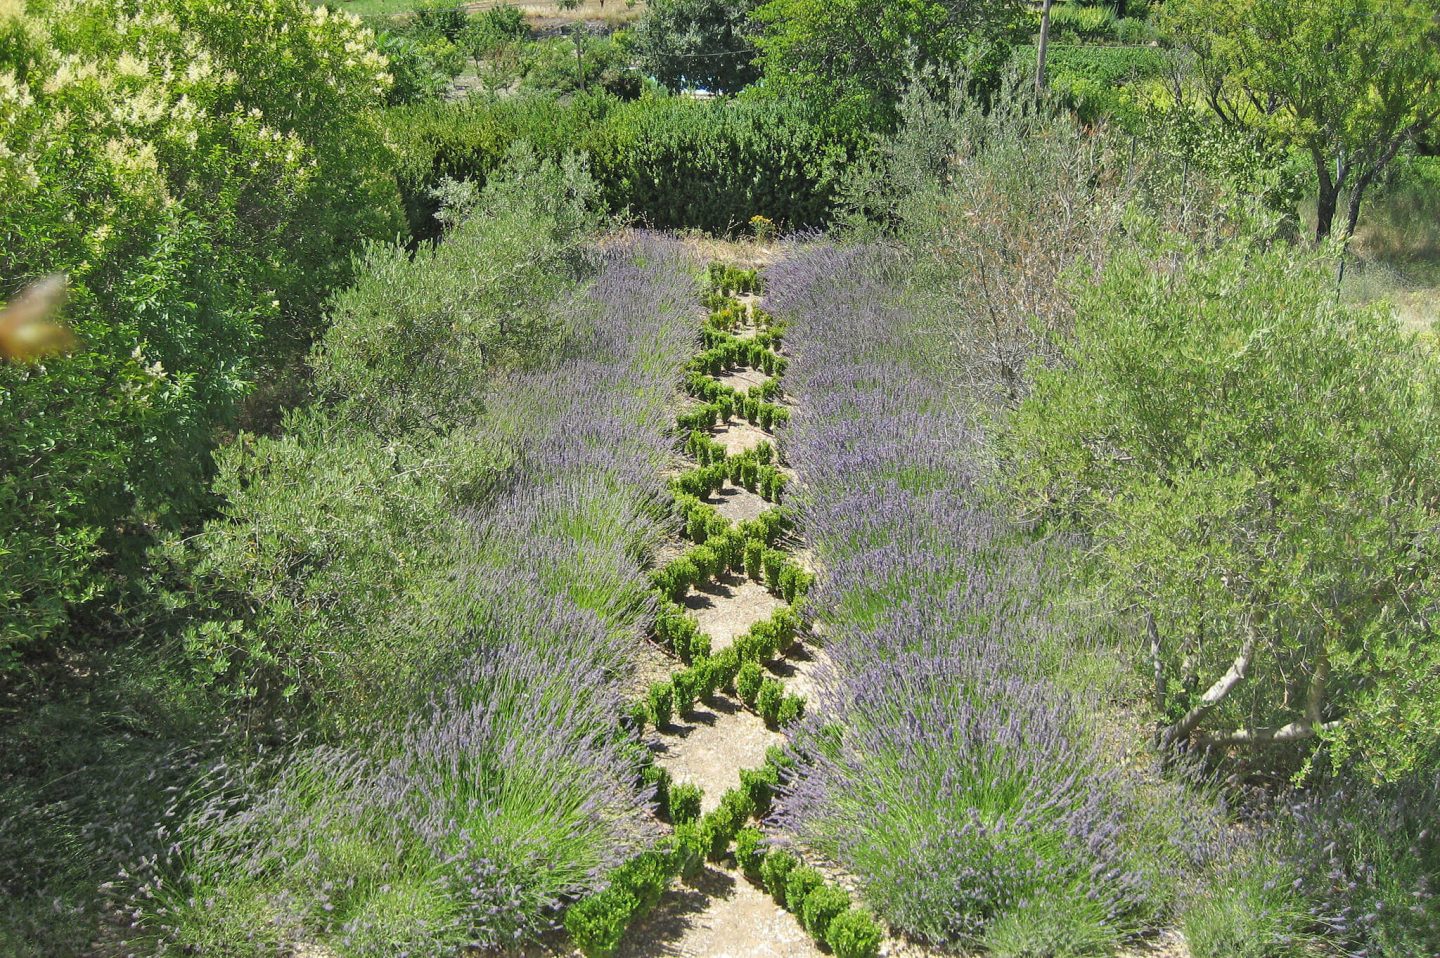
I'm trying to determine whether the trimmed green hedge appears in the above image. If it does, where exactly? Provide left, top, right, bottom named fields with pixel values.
left=386, top=93, right=855, bottom=237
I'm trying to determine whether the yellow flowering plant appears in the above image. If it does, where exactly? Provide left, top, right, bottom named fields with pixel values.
left=0, top=0, right=402, bottom=661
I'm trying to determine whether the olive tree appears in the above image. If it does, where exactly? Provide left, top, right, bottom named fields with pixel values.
left=1164, top=0, right=1440, bottom=240
left=1003, top=239, right=1440, bottom=783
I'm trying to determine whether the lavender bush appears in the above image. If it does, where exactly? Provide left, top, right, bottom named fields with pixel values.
left=139, top=645, right=656, bottom=955
left=768, top=244, right=1212, bottom=951
left=119, top=233, right=700, bottom=954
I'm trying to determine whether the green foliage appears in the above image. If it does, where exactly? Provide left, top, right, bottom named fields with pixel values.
left=567, top=886, right=640, bottom=958
left=159, top=410, right=495, bottom=724
left=388, top=92, right=846, bottom=237
left=376, top=28, right=463, bottom=103
left=774, top=693, right=804, bottom=727
left=825, top=907, right=885, bottom=958
left=759, top=848, right=799, bottom=903
left=1045, top=1, right=1115, bottom=39
left=699, top=803, right=738, bottom=860
left=647, top=681, right=676, bottom=727
left=522, top=33, right=644, bottom=100
left=668, top=782, right=704, bottom=824
left=735, top=659, right=765, bottom=706
left=471, top=4, right=528, bottom=52
left=670, top=822, right=707, bottom=879
left=612, top=849, right=674, bottom=911
left=590, top=96, right=849, bottom=232
left=632, top=0, right=759, bottom=93
left=783, top=864, right=824, bottom=914
left=385, top=93, right=610, bottom=238
left=0, top=0, right=401, bottom=665
left=981, top=895, right=1120, bottom=958
left=739, top=763, right=780, bottom=813
left=755, top=677, right=785, bottom=724
left=1003, top=238, right=1440, bottom=779
left=734, top=826, right=766, bottom=876
left=801, top=884, right=851, bottom=940
left=1181, top=856, right=1315, bottom=958
left=750, top=0, right=1028, bottom=131
left=1163, top=0, right=1440, bottom=238
left=1036, top=43, right=1168, bottom=123
left=314, top=146, right=602, bottom=438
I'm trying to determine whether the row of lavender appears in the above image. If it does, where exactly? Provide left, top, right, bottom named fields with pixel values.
left=127, top=235, right=700, bottom=955
left=767, top=246, right=1211, bottom=952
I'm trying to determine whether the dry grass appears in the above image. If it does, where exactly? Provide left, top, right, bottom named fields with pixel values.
left=1299, top=187, right=1440, bottom=335
left=330, top=0, right=645, bottom=27
left=465, top=0, right=645, bottom=29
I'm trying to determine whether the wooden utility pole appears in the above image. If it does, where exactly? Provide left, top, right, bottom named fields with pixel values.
left=1035, top=0, right=1055, bottom=94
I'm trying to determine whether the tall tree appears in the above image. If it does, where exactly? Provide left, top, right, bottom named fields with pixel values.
left=1165, top=0, right=1440, bottom=240
left=750, top=0, right=1027, bottom=131
left=631, top=0, right=759, bottom=94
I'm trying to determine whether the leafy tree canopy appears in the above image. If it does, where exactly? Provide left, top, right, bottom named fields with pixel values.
left=1164, top=0, right=1440, bottom=239
left=632, top=0, right=760, bottom=94
left=749, top=0, right=1027, bottom=131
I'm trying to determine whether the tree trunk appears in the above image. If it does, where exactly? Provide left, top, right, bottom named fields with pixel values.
left=1035, top=0, right=1055, bottom=95
left=1315, top=176, right=1340, bottom=241
left=1161, top=629, right=1257, bottom=749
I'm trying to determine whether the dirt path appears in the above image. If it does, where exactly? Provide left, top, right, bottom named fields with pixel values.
left=621, top=274, right=827, bottom=957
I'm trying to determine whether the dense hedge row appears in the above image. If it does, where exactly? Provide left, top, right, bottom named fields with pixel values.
left=387, top=94, right=855, bottom=237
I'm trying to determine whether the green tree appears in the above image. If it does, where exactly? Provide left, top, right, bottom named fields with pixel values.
left=749, top=0, right=1026, bottom=131
left=1164, top=0, right=1440, bottom=240
left=631, top=0, right=760, bottom=94
left=0, top=0, right=400, bottom=665
left=1003, top=238, right=1440, bottom=783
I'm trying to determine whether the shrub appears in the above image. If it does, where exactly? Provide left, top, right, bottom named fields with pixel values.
left=737, top=662, right=771, bottom=705
left=694, top=657, right=723, bottom=702
left=1003, top=239, right=1440, bottom=780
left=700, top=805, right=738, bottom=860
left=389, top=93, right=849, bottom=238
left=981, top=894, right=1121, bottom=958
left=148, top=644, right=655, bottom=953
left=745, top=540, right=767, bottom=581
left=670, top=822, right=707, bottom=879
left=668, top=782, right=704, bottom=824
left=759, top=849, right=799, bottom=903
left=631, top=0, right=759, bottom=94
left=775, top=694, right=805, bottom=728
left=522, top=34, right=643, bottom=100
left=826, top=907, right=885, bottom=958
left=802, top=884, right=851, bottom=940
left=647, top=682, right=675, bottom=728
left=1181, top=856, right=1314, bottom=958
left=0, top=0, right=402, bottom=663
left=665, top=559, right=698, bottom=603
left=314, top=145, right=603, bottom=438
left=719, top=787, right=757, bottom=825
left=755, top=678, right=785, bottom=723
left=671, top=670, right=697, bottom=715
left=784, top=865, right=825, bottom=915
left=613, top=850, right=674, bottom=912
left=739, top=764, right=780, bottom=814
left=567, top=887, right=639, bottom=958
left=688, top=630, right=713, bottom=662
left=642, top=763, right=672, bottom=811
left=734, top=827, right=767, bottom=876
left=591, top=97, right=849, bottom=233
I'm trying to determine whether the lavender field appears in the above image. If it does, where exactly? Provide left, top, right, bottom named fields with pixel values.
left=4, top=3, right=1439, bottom=956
